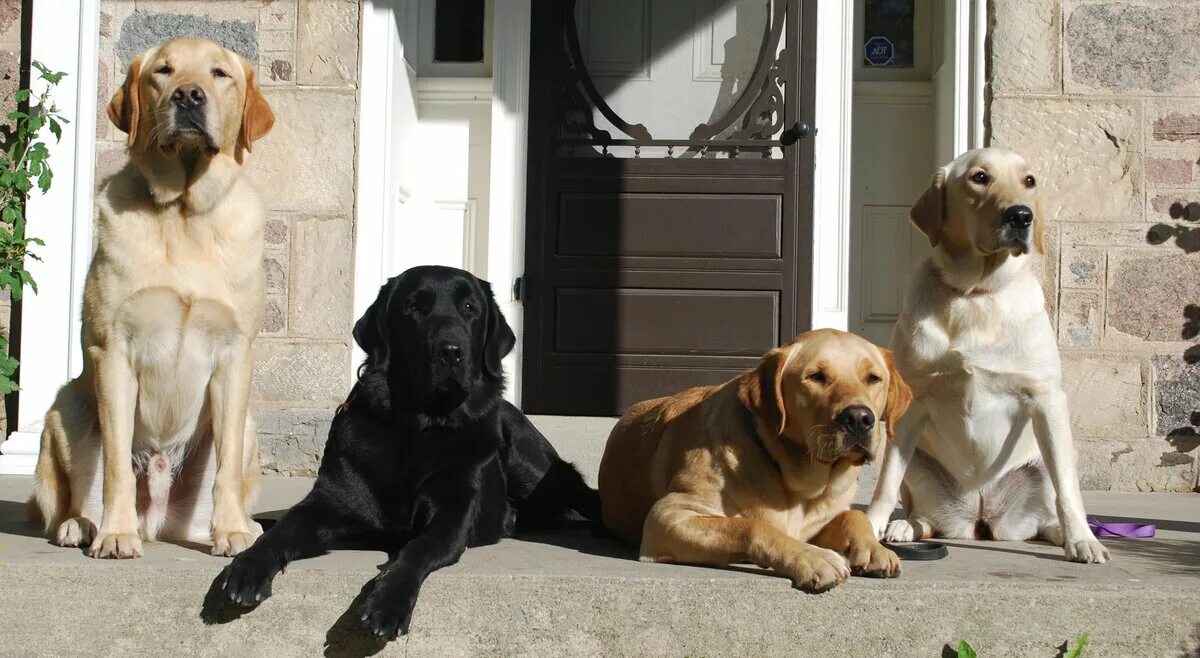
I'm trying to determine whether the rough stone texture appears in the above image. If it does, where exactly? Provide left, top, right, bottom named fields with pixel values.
left=990, top=98, right=1141, bottom=221
left=289, top=215, right=353, bottom=338
left=296, top=0, right=359, bottom=87
left=255, top=409, right=335, bottom=476
left=251, top=340, right=348, bottom=407
left=1062, top=354, right=1147, bottom=438
left=1057, top=289, right=1103, bottom=348
left=1059, top=245, right=1104, bottom=289
left=114, top=11, right=258, bottom=66
left=1146, top=157, right=1195, bottom=186
left=262, top=296, right=286, bottom=335
left=1150, top=194, right=1200, bottom=223
left=1106, top=252, right=1200, bottom=344
left=1077, top=438, right=1197, bottom=491
left=989, top=0, right=1061, bottom=94
left=246, top=89, right=357, bottom=213
left=1065, top=3, right=1200, bottom=95
left=1153, top=355, right=1200, bottom=440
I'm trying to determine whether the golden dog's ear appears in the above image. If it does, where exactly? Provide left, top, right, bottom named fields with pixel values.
left=738, top=345, right=792, bottom=436
left=108, top=53, right=147, bottom=145
left=881, top=349, right=912, bottom=439
left=237, top=58, right=275, bottom=154
left=1032, top=197, right=1046, bottom=254
left=910, top=169, right=946, bottom=247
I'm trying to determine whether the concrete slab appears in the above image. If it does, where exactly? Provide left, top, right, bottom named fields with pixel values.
left=2, top=475, right=1197, bottom=656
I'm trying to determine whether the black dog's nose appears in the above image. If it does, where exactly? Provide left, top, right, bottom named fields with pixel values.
left=171, top=84, right=206, bottom=110
left=437, top=343, right=463, bottom=365
left=836, top=405, right=875, bottom=434
left=1002, top=205, right=1033, bottom=229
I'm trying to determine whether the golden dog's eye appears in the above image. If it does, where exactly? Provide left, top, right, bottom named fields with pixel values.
left=212, top=68, right=229, bottom=78
left=1024, top=175, right=1037, bottom=188
left=970, top=171, right=990, bottom=185
left=155, top=64, right=173, bottom=75
left=807, top=371, right=827, bottom=384
left=866, top=373, right=882, bottom=384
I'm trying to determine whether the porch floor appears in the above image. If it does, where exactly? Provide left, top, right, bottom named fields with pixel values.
left=2, top=473, right=1197, bottom=656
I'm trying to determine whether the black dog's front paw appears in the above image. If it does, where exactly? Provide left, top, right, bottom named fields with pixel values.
left=359, top=586, right=418, bottom=641
left=221, top=551, right=277, bottom=607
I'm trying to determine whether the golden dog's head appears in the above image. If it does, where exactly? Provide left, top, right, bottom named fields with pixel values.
left=738, top=329, right=911, bottom=465
left=107, top=38, right=273, bottom=161
left=910, top=147, right=1044, bottom=257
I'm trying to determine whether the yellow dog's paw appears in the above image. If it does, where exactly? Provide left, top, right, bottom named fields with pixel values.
left=1065, top=538, right=1110, bottom=564
left=784, top=547, right=851, bottom=593
left=212, top=530, right=257, bottom=557
left=847, top=540, right=901, bottom=578
left=56, top=517, right=97, bottom=547
left=89, top=531, right=143, bottom=559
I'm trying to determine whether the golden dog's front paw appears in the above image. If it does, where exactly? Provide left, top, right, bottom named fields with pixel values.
left=56, top=517, right=97, bottom=547
left=89, top=531, right=143, bottom=559
left=847, top=540, right=901, bottom=578
left=782, top=546, right=851, bottom=593
left=212, top=530, right=257, bottom=557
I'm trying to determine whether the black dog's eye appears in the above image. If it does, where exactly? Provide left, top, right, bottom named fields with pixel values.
left=1024, top=174, right=1037, bottom=188
left=970, top=171, right=990, bottom=185
left=866, top=373, right=882, bottom=384
left=212, top=67, right=229, bottom=78
left=155, top=64, right=173, bottom=75
left=463, top=301, right=475, bottom=313
left=807, top=371, right=827, bottom=384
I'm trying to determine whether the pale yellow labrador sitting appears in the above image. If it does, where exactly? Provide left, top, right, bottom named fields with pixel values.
left=28, top=39, right=274, bottom=558
left=865, top=147, right=1109, bottom=564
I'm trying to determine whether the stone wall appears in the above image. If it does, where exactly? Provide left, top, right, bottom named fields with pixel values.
left=0, top=0, right=20, bottom=436
left=990, top=0, right=1199, bottom=491
left=96, top=1, right=361, bottom=475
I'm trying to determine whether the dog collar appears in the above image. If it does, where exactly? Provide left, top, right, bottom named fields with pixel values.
left=930, top=267, right=989, bottom=296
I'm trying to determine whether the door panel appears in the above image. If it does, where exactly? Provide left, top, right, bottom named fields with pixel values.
left=523, top=0, right=815, bottom=416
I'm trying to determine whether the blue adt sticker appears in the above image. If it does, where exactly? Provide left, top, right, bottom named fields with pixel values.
left=864, top=36, right=895, bottom=66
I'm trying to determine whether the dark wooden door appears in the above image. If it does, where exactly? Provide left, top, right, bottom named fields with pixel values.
left=522, top=0, right=816, bottom=416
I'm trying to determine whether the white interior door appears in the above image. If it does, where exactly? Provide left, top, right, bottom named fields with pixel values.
left=849, top=0, right=939, bottom=346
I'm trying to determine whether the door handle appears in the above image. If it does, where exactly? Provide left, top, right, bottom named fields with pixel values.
left=780, top=121, right=810, bottom=146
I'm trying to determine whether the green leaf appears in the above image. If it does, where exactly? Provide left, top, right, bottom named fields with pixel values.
left=37, top=170, right=51, bottom=193
left=48, top=118, right=61, bottom=141
left=1065, top=633, right=1089, bottom=658
left=13, top=89, right=28, bottom=102
left=956, top=640, right=977, bottom=658
left=0, top=377, right=19, bottom=394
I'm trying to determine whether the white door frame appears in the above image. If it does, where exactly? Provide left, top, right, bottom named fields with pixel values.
left=0, top=0, right=100, bottom=474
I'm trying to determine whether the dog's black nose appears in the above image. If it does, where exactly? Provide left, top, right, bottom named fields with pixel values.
left=836, top=405, right=875, bottom=433
left=1002, top=205, right=1033, bottom=229
left=171, top=84, right=206, bottom=110
left=437, top=343, right=463, bottom=365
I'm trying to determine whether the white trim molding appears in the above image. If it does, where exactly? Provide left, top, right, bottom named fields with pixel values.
left=810, top=0, right=855, bottom=331
left=0, top=0, right=101, bottom=474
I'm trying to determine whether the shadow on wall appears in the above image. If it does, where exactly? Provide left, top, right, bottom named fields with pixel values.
left=1146, top=205, right=1200, bottom=489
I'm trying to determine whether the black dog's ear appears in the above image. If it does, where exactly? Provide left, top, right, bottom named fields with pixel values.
left=482, top=280, right=515, bottom=379
left=354, top=280, right=396, bottom=371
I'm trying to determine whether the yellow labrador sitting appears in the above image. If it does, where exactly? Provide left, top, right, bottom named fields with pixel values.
left=28, top=39, right=274, bottom=558
left=600, top=329, right=911, bottom=592
left=865, top=147, right=1109, bottom=564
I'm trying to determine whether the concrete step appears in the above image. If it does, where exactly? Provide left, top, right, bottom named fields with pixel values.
left=3, top=474, right=1198, bottom=657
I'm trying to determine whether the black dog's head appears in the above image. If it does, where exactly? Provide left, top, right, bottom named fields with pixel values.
left=353, top=266, right=515, bottom=419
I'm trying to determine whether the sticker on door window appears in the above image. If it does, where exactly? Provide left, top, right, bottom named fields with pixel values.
left=863, top=0, right=914, bottom=68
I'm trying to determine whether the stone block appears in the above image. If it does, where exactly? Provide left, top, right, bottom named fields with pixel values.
left=1058, top=289, right=1103, bottom=348
left=289, top=215, right=353, bottom=338
left=245, top=89, right=356, bottom=213
left=1150, top=194, right=1200, bottom=223
left=1107, top=252, right=1200, bottom=344
left=262, top=294, right=286, bottom=335
left=989, top=0, right=1061, bottom=94
left=1062, top=354, right=1148, bottom=438
left=265, top=216, right=289, bottom=248
left=1076, top=438, right=1196, bottom=492
left=1060, top=245, right=1104, bottom=289
left=297, top=0, right=359, bottom=86
left=1146, top=157, right=1195, bottom=186
left=991, top=98, right=1141, bottom=221
left=1153, top=355, right=1200, bottom=439
left=1065, top=2, right=1200, bottom=95
left=254, top=408, right=333, bottom=476
left=251, top=340, right=348, bottom=405
left=262, top=255, right=286, bottom=294
left=0, top=0, right=20, bottom=46
left=114, top=10, right=259, bottom=66
left=1061, top=222, right=1164, bottom=248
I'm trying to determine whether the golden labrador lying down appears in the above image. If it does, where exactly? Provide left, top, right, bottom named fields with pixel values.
left=28, top=38, right=274, bottom=558
left=599, top=329, right=912, bottom=591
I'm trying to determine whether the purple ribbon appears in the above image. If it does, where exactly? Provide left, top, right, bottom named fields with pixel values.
left=1087, top=516, right=1156, bottom=538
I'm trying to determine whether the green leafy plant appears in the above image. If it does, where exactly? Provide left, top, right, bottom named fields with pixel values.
left=956, top=640, right=978, bottom=658
left=952, top=633, right=1090, bottom=657
left=0, top=61, right=68, bottom=394
left=1063, top=633, right=1089, bottom=658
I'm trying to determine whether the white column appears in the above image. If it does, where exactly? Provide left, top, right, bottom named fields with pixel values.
left=486, top=0, right=532, bottom=405
left=0, top=0, right=100, bottom=474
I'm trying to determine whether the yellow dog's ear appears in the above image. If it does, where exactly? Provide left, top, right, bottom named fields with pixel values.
left=738, top=344, right=794, bottom=437
left=108, top=51, right=148, bottom=145
left=881, top=349, right=912, bottom=439
left=910, top=168, right=946, bottom=247
left=237, top=57, right=275, bottom=155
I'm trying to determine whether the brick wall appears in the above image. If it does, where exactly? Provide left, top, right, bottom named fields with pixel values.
left=96, top=1, right=361, bottom=475
left=989, top=0, right=1199, bottom=491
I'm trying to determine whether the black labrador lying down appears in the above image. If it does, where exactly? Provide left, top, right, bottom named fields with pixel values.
left=220, top=265, right=599, bottom=640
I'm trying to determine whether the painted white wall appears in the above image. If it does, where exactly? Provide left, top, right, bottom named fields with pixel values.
left=0, top=0, right=100, bottom=474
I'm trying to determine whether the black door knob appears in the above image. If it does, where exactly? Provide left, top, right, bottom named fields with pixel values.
left=780, top=121, right=810, bottom=146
